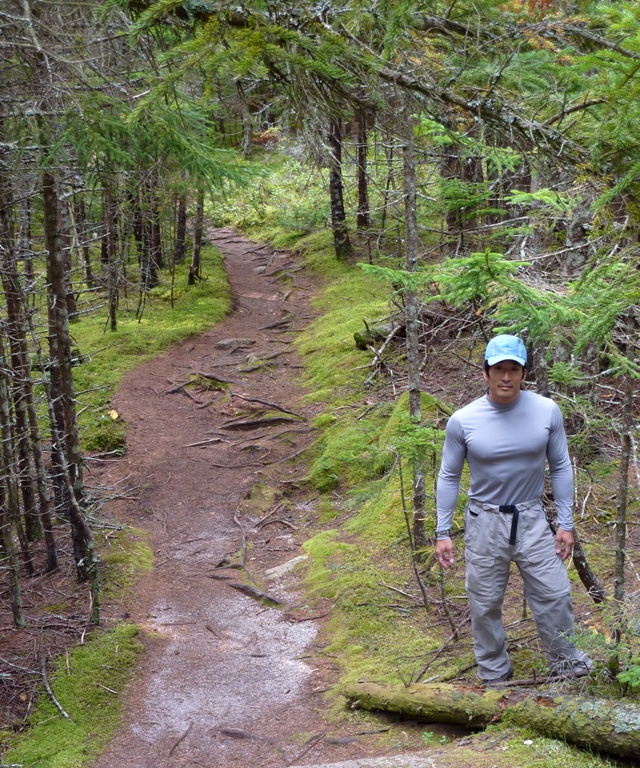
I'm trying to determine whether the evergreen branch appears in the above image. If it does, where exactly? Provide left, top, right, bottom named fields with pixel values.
left=375, top=64, right=580, bottom=156
left=551, top=22, right=640, bottom=62
left=543, top=98, right=608, bottom=127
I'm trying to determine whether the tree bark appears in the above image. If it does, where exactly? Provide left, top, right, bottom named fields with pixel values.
left=240, top=98, right=253, bottom=159
left=59, top=188, right=77, bottom=317
left=356, top=106, right=369, bottom=230
left=73, top=193, right=93, bottom=289
left=189, top=187, right=204, bottom=285
left=41, top=365, right=99, bottom=612
left=614, top=371, right=634, bottom=602
left=150, top=184, right=163, bottom=272
left=0, top=331, right=34, bottom=579
left=42, top=169, right=84, bottom=501
left=174, top=193, right=187, bottom=264
left=402, top=105, right=427, bottom=556
left=0, top=131, right=40, bottom=543
left=343, top=682, right=640, bottom=761
left=0, top=146, right=57, bottom=569
left=18, top=187, right=34, bottom=284
left=140, top=182, right=160, bottom=290
left=572, top=528, right=607, bottom=604
left=0, top=479, right=26, bottom=628
left=328, top=117, right=353, bottom=261
left=104, top=182, right=119, bottom=331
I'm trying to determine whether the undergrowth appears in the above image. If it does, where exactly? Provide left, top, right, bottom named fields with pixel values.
left=1, top=625, right=145, bottom=768
left=285, top=231, right=631, bottom=767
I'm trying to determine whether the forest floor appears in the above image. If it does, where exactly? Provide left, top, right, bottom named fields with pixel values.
left=1, top=229, right=615, bottom=768
left=87, top=228, right=465, bottom=768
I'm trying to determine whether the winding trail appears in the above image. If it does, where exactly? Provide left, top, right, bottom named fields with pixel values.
left=89, top=230, right=394, bottom=768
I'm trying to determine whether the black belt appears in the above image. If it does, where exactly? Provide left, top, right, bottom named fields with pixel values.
left=499, top=505, right=519, bottom=545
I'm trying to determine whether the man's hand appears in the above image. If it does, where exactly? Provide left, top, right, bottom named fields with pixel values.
left=435, top=538, right=455, bottom=569
left=556, top=529, right=574, bottom=561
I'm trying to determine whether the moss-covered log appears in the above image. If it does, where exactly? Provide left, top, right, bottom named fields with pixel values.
left=343, top=682, right=640, bottom=760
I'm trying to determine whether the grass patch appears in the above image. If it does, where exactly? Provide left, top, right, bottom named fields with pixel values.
left=209, top=150, right=329, bottom=239
left=1, top=625, right=145, bottom=768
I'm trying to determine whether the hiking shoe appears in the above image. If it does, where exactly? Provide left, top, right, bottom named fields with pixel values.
left=550, top=658, right=593, bottom=679
left=481, top=666, right=514, bottom=685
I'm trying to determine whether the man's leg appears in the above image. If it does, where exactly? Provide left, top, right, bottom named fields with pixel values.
left=515, top=505, right=591, bottom=673
left=465, top=507, right=512, bottom=681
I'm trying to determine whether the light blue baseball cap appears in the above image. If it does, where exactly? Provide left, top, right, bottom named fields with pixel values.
left=485, top=334, right=527, bottom=367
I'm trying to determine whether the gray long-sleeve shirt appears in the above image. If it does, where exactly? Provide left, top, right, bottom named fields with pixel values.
left=436, top=390, right=573, bottom=536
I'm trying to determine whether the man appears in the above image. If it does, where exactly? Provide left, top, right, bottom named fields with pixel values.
left=435, top=334, right=592, bottom=683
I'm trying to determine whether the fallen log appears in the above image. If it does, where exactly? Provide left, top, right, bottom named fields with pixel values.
left=342, top=682, right=640, bottom=761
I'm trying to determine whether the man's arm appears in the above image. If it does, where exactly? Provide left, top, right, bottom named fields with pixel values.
left=435, top=416, right=466, bottom=569
left=546, top=402, right=574, bottom=531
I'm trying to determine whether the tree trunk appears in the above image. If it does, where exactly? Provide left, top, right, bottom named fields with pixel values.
left=104, top=182, right=118, bottom=331
left=614, top=372, right=634, bottom=602
left=73, top=193, right=94, bottom=289
left=356, top=107, right=369, bottom=230
left=0, top=352, right=27, bottom=627
left=59, top=190, right=77, bottom=317
left=343, top=682, right=640, bottom=761
left=150, top=186, right=163, bottom=272
left=140, top=184, right=159, bottom=290
left=174, top=193, right=187, bottom=264
left=41, top=367, right=99, bottom=613
left=18, top=187, right=34, bottom=285
left=572, top=528, right=607, bottom=603
left=0, top=134, right=40, bottom=543
left=328, top=117, right=353, bottom=261
left=0, top=331, right=34, bottom=578
left=0, top=155, right=57, bottom=569
left=42, top=169, right=84, bottom=502
left=402, top=105, right=427, bottom=556
left=240, top=90, right=253, bottom=159
left=189, top=187, right=204, bottom=285
left=131, top=186, right=144, bottom=268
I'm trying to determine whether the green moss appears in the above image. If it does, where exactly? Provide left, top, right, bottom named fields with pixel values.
left=99, top=528, right=154, bottom=601
left=312, top=413, right=338, bottom=429
left=302, top=530, right=442, bottom=691
left=309, top=419, right=381, bottom=492
left=298, top=267, right=390, bottom=401
left=1, top=625, right=145, bottom=767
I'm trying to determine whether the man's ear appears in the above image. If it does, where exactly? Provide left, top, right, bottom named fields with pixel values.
left=482, top=367, right=489, bottom=382
left=522, top=367, right=527, bottom=380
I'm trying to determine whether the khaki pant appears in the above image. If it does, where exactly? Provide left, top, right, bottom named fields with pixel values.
left=464, top=498, right=589, bottom=681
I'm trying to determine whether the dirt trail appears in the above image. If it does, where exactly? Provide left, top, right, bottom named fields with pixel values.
left=89, top=229, right=396, bottom=768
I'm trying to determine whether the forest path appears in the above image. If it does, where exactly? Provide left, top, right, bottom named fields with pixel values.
left=89, top=229, right=431, bottom=768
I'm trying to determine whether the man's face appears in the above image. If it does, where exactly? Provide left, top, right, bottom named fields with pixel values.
left=483, top=360, right=525, bottom=404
